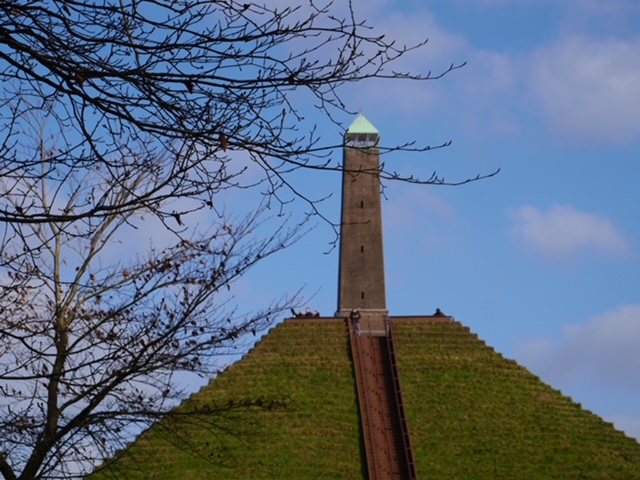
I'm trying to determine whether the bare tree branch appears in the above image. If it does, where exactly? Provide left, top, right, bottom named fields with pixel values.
left=0, top=0, right=488, bottom=229
left=0, top=1, right=497, bottom=478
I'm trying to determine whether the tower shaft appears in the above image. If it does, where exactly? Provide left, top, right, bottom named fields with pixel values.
left=337, top=116, right=387, bottom=317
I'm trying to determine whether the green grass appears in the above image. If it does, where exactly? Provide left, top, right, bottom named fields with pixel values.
left=92, top=320, right=366, bottom=480
left=393, top=320, right=640, bottom=480
left=93, top=318, right=640, bottom=480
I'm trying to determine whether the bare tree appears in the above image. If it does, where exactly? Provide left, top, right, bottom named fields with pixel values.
left=0, top=0, right=489, bottom=228
left=0, top=1, right=495, bottom=478
left=0, top=114, right=303, bottom=479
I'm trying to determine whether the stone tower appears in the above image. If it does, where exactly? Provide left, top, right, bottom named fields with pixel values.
left=336, top=115, right=387, bottom=320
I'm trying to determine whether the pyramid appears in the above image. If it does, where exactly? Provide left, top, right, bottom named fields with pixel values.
left=92, top=117, right=640, bottom=479
left=93, top=317, right=640, bottom=479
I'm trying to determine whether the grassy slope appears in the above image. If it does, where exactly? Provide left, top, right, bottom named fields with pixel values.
left=94, top=319, right=640, bottom=480
left=393, top=320, right=640, bottom=480
left=93, top=320, right=365, bottom=480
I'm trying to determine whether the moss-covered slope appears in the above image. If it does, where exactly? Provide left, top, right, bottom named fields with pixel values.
left=94, top=318, right=640, bottom=480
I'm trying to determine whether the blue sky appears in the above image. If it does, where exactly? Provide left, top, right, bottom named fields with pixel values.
left=218, top=0, right=640, bottom=441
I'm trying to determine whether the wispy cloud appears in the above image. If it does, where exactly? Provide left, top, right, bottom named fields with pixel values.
left=355, top=2, right=640, bottom=145
left=526, top=35, right=640, bottom=145
left=383, top=188, right=463, bottom=270
left=508, top=204, right=632, bottom=260
left=342, top=8, right=469, bottom=117
left=517, top=304, right=640, bottom=390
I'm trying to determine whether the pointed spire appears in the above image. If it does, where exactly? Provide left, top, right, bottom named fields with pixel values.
left=347, top=114, right=379, bottom=135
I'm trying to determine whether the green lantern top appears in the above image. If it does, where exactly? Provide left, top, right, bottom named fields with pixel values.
left=345, top=114, right=379, bottom=147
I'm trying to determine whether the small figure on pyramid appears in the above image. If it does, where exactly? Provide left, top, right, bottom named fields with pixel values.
left=350, top=308, right=362, bottom=333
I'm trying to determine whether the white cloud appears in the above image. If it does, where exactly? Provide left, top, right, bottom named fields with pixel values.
left=453, top=0, right=640, bottom=20
left=527, top=35, right=640, bottom=145
left=452, top=48, right=522, bottom=138
left=465, top=50, right=517, bottom=97
left=385, top=188, right=459, bottom=236
left=509, top=204, right=632, bottom=260
left=517, top=304, right=640, bottom=442
left=342, top=9, right=469, bottom=117
left=518, top=304, right=640, bottom=390
left=383, top=188, right=462, bottom=260
left=339, top=1, right=640, bottom=146
left=559, top=305, right=640, bottom=385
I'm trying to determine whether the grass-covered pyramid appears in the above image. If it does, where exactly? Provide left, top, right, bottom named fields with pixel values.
left=93, top=317, right=640, bottom=479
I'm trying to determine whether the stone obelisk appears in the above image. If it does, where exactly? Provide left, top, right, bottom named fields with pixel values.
left=336, top=115, right=388, bottom=333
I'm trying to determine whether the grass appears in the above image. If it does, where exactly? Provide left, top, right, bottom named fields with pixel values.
left=92, top=320, right=366, bottom=480
left=393, top=319, right=640, bottom=480
left=93, top=318, right=640, bottom=480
